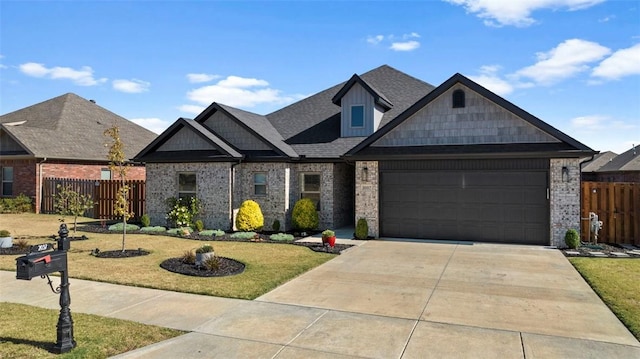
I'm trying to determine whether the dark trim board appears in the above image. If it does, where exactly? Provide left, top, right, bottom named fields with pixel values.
left=379, top=159, right=550, bottom=245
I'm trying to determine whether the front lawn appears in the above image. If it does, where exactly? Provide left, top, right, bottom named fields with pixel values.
left=0, top=214, right=335, bottom=300
left=0, top=302, right=184, bottom=359
left=569, top=257, right=640, bottom=340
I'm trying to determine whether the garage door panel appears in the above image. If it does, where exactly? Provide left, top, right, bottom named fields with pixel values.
left=380, top=163, right=549, bottom=245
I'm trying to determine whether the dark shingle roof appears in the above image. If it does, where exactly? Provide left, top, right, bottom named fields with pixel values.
left=134, top=118, right=242, bottom=162
left=266, top=64, right=435, bottom=158
left=596, top=147, right=640, bottom=172
left=0, top=93, right=157, bottom=161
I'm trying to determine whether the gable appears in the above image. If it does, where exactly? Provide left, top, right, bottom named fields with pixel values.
left=0, top=129, right=28, bottom=154
left=372, top=84, right=559, bottom=147
left=202, top=110, right=271, bottom=151
left=156, top=126, right=217, bottom=152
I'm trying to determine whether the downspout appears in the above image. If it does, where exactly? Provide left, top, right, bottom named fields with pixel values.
left=38, top=157, right=47, bottom=214
left=579, top=153, right=597, bottom=240
left=230, top=159, right=242, bottom=230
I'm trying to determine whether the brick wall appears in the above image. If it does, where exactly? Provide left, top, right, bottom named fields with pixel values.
left=42, top=162, right=146, bottom=181
left=1, top=158, right=37, bottom=202
left=354, top=161, right=379, bottom=237
left=550, top=158, right=581, bottom=247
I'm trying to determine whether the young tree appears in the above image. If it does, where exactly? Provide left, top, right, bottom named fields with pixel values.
left=104, top=125, right=133, bottom=251
left=54, top=184, right=94, bottom=235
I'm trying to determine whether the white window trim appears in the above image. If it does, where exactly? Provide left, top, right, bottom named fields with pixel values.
left=253, top=172, right=267, bottom=196
left=350, top=104, right=365, bottom=128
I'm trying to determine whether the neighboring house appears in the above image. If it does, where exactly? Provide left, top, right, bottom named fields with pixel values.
left=582, top=147, right=640, bottom=182
left=0, top=93, right=157, bottom=213
left=135, top=65, right=595, bottom=247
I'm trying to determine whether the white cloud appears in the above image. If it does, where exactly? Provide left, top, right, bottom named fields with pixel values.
left=591, top=43, right=640, bottom=80
left=445, top=0, right=605, bottom=27
left=130, top=118, right=172, bottom=134
left=367, top=35, right=384, bottom=45
left=367, top=33, right=421, bottom=51
left=183, top=75, right=306, bottom=110
left=186, top=73, right=220, bottom=83
left=19, top=62, right=107, bottom=86
left=468, top=65, right=515, bottom=96
left=177, top=104, right=206, bottom=115
left=390, top=40, right=420, bottom=52
left=571, top=115, right=608, bottom=130
left=514, top=39, right=611, bottom=85
left=598, top=15, right=615, bottom=23
left=112, top=79, right=150, bottom=93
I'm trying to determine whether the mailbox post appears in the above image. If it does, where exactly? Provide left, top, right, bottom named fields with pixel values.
left=15, top=223, right=76, bottom=353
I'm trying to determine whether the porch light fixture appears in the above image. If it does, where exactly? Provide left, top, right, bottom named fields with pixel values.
left=362, top=166, right=369, bottom=182
left=561, top=166, right=569, bottom=182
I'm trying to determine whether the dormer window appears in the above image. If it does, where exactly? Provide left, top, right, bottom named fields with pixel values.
left=452, top=89, right=465, bottom=108
left=350, top=105, right=365, bottom=128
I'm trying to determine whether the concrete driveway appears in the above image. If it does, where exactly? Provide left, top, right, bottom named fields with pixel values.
left=2, top=240, right=639, bottom=358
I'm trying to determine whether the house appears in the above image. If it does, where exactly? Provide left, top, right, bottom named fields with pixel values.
left=0, top=93, right=157, bottom=213
left=134, top=65, right=595, bottom=247
left=581, top=147, right=640, bottom=182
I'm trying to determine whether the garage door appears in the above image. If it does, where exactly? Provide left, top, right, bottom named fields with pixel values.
left=380, top=159, right=549, bottom=244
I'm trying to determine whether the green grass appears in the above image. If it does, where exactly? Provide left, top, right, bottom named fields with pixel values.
left=569, top=258, right=640, bottom=340
left=0, top=302, right=184, bottom=359
left=0, top=214, right=335, bottom=300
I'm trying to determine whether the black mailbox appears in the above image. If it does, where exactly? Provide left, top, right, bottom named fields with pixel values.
left=16, top=249, right=67, bottom=280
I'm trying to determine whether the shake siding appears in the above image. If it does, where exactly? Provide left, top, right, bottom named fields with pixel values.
left=373, top=84, right=559, bottom=147
left=341, top=83, right=375, bottom=137
left=203, top=111, right=270, bottom=150
left=157, top=127, right=214, bottom=151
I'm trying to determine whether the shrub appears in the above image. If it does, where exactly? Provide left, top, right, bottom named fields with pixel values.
left=322, top=229, right=335, bottom=238
left=291, top=198, right=319, bottom=231
left=139, top=226, right=167, bottom=233
left=194, top=219, right=205, bottom=232
left=15, top=238, right=30, bottom=250
left=272, top=219, right=281, bottom=232
left=230, top=231, right=257, bottom=239
left=203, top=255, right=221, bottom=271
left=199, top=229, right=225, bottom=237
left=195, top=244, right=214, bottom=254
left=167, top=227, right=193, bottom=235
left=108, top=223, right=140, bottom=232
left=180, top=250, right=195, bottom=264
left=0, top=230, right=10, bottom=237
left=165, top=196, right=202, bottom=228
left=13, top=194, right=33, bottom=213
left=269, top=233, right=294, bottom=241
left=235, top=200, right=264, bottom=231
left=355, top=218, right=368, bottom=240
left=565, top=229, right=580, bottom=249
left=140, top=214, right=151, bottom=228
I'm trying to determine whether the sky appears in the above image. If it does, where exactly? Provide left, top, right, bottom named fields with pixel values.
left=1, top=0, right=639, bottom=154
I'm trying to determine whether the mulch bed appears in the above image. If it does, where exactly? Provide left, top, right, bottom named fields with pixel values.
left=160, top=257, right=245, bottom=277
left=561, top=242, right=640, bottom=258
left=94, top=249, right=151, bottom=258
left=78, top=225, right=355, bottom=254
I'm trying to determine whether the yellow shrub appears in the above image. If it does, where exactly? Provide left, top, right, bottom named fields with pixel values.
left=236, top=200, right=264, bottom=231
left=291, top=198, right=319, bottom=231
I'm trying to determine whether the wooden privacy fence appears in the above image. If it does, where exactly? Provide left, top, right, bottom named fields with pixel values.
left=41, top=178, right=145, bottom=221
left=581, top=181, right=639, bottom=245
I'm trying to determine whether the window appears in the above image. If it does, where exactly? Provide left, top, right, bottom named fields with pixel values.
left=350, top=105, right=364, bottom=128
left=452, top=89, right=465, bottom=108
left=178, top=172, right=196, bottom=200
left=100, top=168, right=111, bottom=180
left=254, top=172, right=267, bottom=196
left=301, top=173, right=321, bottom=210
left=1, top=167, right=13, bottom=196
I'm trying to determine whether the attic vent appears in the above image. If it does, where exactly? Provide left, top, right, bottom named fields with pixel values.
left=452, top=89, right=465, bottom=108
left=89, top=99, right=96, bottom=103
left=4, top=121, right=26, bottom=126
